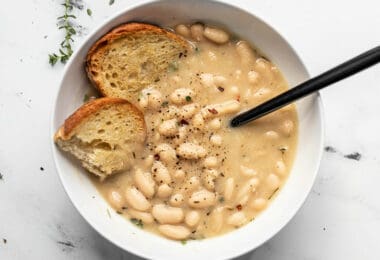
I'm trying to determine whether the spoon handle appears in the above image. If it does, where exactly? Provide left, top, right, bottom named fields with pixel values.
left=230, top=45, right=380, bottom=127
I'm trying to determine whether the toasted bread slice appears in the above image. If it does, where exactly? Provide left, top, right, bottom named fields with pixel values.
left=86, top=22, right=189, bottom=102
left=54, top=97, right=146, bottom=180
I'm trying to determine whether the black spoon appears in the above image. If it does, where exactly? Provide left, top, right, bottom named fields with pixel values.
left=230, top=46, right=380, bottom=127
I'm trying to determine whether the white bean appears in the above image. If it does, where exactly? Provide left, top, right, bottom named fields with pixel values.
left=179, top=103, right=200, bottom=119
left=240, top=165, right=257, bottom=177
left=170, top=193, right=184, bottom=207
left=227, top=212, right=247, bottom=227
left=204, top=156, right=218, bottom=168
left=208, top=118, right=221, bottom=130
left=185, top=210, right=200, bottom=227
left=200, top=73, right=215, bottom=88
left=157, top=184, right=173, bottom=198
left=201, top=100, right=241, bottom=119
left=224, top=178, right=234, bottom=201
left=144, top=155, right=154, bottom=167
left=175, top=24, right=190, bottom=37
left=210, top=207, right=224, bottom=232
left=266, top=174, right=280, bottom=190
left=203, top=27, right=229, bottom=44
left=247, top=70, right=259, bottom=85
left=138, top=93, right=148, bottom=110
left=183, top=176, right=200, bottom=193
left=155, top=143, right=177, bottom=164
left=128, top=209, right=154, bottom=224
left=134, top=170, right=155, bottom=198
left=170, top=88, right=195, bottom=105
left=158, top=225, right=190, bottom=240
left=158, top=119, right=178, bottom=136
left=152, top=161, right=171, bottom=184
left=236, top=178, right=260, bottom=201
left=192, top=113, right=205, bottom=129
left=173, top=126, right=187, bottom=145
left=238, top=194, right=250, bottom=206
left=125, top=186, right=151, bottom=211
left=173, top=169, right=185, bottom=182
left=177, top=143, right=207, bottom=159
left=210, top=134, right=222, bottom=146
left=250, top=198, right=268, bottom=211
left=146, top=89, right=162, bottom=109
left=108, top=190, right=125, bottom=209
left=236, top=41, right=256, bottom=66
left=152, top=204, right=184, bottom=224
left=202, top=169, right=218, bottom=191
left=188, top=189, right=216, bottom=208
left=162, top=105, right=179, bottom=120
left=190, top=23, right=204, bottom=41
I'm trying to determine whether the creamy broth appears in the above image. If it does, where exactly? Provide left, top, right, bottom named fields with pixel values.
left=93, top=23, right=298, bottom=241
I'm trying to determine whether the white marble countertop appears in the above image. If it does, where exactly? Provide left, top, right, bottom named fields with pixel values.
left=1, top=0, right=380, bottom=259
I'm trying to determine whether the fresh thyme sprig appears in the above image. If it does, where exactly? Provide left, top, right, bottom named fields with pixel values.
left=49, top=0, right=77, bottom=66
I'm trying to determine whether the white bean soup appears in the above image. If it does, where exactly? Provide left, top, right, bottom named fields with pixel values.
left=93, top=23, right=298, bottom=241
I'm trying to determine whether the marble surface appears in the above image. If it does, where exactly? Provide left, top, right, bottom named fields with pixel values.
left=1, top=0, right=380, bottom=259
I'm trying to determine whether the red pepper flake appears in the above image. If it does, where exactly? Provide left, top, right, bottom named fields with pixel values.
left=217, top=86, right=224, bottom=92
left=180, top=119, right=189, bottom=125
left=208, top=108, right=218, bottom=114
left=154, top=154, right=160, bottom=160
left=236, top=204, right=242, bottom=211
left=236, top=95, right=240, bottom=102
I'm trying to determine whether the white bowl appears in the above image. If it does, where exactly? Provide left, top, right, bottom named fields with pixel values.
left=51, top=1, right=324, bottom=259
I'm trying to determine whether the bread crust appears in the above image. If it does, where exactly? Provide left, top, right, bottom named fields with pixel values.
left=54, top=97, right=146, bottom=141
left=85, top=22, right=188, bottom=97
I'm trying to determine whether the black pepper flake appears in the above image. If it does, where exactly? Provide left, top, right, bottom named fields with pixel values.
left=3, top=238, right=6, bottom=244
left=0, top=173, right=3, bottom=180
left=40, top=167, right=44, bottom=171
left=154, top=154, right=160, bottom=160
left=179, top=52, right=183, bottom=58
left=180, top=119, right=189, bottom=125
left=217, top=86, right=224, bottom=92
left=236, top=204, right=242, bottom=211
left=132, top=152, right=136, bottom=159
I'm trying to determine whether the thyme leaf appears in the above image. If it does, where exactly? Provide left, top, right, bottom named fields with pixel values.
left=49, top=0, right=77, bottom=65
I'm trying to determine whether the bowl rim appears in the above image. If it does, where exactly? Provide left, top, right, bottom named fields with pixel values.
left=50, top=0, right=325, bottom=259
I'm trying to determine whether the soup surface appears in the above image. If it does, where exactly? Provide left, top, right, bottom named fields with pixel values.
left=93, top=23, right=298, bottom=241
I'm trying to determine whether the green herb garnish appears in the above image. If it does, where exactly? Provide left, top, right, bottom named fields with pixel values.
left=83, top=94, right=89, bottom=102
left=180, top=240, right=187, bottom=245
left=86, top=8, right=92, bottom=16
left=268, top=188, right=279, bottom=200
left=130, top=218, right=144, bottom=228
left=218, top=197, right=225, bottom=203
left=161, top=101, right=169, bottom=107
left=49, top=0, right=77, bottom=65
left=168, top=61, right=178, bottom=72
left=185, top=96, right=192, bottom=102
